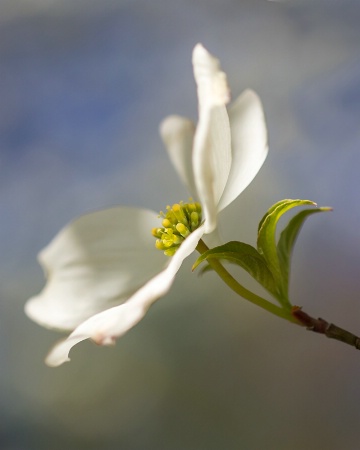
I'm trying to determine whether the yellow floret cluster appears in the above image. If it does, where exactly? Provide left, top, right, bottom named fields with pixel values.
left=152, top=200, right=202, bottom=256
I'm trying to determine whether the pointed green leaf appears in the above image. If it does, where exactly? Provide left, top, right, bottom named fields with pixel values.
left=193, top=241, right=278, bottom=296
left=257, top=199, right=316, bottom=286
left=277, top=206, right=332, bottom=295
left=257, top=199, right=290, bottom=233
left=198, top=263, right=215, bottom=276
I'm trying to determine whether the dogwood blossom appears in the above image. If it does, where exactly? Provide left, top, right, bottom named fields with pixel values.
left=25, top=44, right=268, bottom=366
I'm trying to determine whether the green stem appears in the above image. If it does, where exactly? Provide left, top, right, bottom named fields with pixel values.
left=196, top=239, right=299, bottom=325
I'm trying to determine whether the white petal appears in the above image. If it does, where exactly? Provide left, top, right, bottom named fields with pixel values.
left=25, top=207, right=166, bottom=331
left=192, top=44, right=230, bottom=110
left=218, top=90, right=268, bottom=212
left=159, top=115, right=197, bottom=197
left=192, top=44, right=232, bottom=234
left=202, top=226, right=223, bottom=249
left=45, top=225, right=205, bottom=367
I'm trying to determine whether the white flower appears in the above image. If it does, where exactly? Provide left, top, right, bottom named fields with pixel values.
left=25, top=44, right=268, bottom=367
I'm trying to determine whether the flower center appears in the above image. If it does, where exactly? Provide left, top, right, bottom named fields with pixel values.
left=152, top=200, right=202, bottom=256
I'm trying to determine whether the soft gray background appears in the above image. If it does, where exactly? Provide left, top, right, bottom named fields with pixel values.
left=1, top=1, right=360, bottom=449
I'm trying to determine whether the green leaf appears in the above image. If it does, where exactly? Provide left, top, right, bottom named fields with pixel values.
left=257, top=199, right=316, bottom=287
left=197, top=263, right=215, bottom=276
left=257, top=199, right=289, bottom=233
left=193, top=241, right=278, bottom=296
left=277, top=206, right=332, bottom=296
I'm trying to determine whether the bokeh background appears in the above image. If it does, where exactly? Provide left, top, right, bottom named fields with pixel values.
left=1, top=1, right=360, bottom=449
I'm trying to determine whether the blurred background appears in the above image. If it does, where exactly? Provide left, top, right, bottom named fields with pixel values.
left=1, top=0, right=360, bottom=449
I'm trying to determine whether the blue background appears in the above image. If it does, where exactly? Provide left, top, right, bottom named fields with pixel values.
left=1, top=1, right=360, bottom=449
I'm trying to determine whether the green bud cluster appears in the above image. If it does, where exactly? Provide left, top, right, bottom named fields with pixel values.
left=152, top=200, right=202, bottom=256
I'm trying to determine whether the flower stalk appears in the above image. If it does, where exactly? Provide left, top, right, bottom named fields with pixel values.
left=195, top=239, right=300, bottom=324
left=195, top=238, right=360, bottom=351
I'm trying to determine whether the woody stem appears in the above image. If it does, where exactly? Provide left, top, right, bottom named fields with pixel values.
left=291, top=307, right=360, bottom=350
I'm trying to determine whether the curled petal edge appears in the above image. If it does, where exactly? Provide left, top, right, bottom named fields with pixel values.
left=45, top=225, right=205, bottom=367
left=192, top=44, right=231, bottom=234
left=25, top=207, right=165, bottom=331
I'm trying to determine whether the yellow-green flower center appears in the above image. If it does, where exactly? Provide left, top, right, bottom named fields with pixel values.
left=152, top=200, right=202, bottom=256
